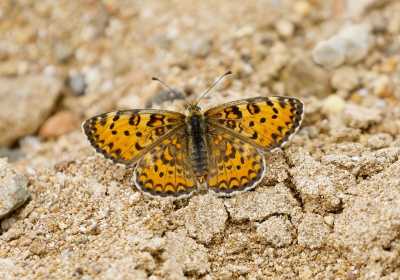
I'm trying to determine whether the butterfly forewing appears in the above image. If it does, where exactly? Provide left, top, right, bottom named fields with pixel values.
left=204, top=96, right=304, bottom=152
left=82, top=109, right=186, bottom=165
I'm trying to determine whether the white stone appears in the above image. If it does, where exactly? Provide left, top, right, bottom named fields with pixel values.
left=323, top=95, right=346, bottom=113
left=275, top=19, right=294, bottom=38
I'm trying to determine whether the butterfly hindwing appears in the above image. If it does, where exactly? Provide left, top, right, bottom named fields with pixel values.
left=134, top=130, right=198, bottom=199
left=204, top=96, right=304, bottom=152
left=206, top=130, right=265, bottom=196
left=82, top=109, right=186, bottom=165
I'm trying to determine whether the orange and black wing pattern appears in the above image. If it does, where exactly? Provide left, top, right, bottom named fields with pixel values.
left=134, top=130, right=199, bottom=198
left=204, top=96, right=304, bottom=152
left=205, top=131, right=265, bottom=196
left=82, top=109, right=186, bottom=165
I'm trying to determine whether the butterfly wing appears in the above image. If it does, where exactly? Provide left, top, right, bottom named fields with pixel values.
left=205, top=130, right=265, bottom=196
left=134, top=130, right=198, bottom=199
left=204, top=96, right=304, bottom=152
left=82, top=109, right=186, bottom=165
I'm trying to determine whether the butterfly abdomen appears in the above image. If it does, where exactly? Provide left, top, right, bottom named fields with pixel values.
left=186, top=113, right=208, bottom=182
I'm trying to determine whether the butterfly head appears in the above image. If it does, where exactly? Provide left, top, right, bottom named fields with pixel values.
left=152, top=71, right=232, bottom=115
left=188, top=101, right=201, bottom=113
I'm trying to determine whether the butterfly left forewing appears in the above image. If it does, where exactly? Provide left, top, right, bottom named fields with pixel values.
left=82, top=109, right=186, bottom=164
left=204, top=96, right=304, bottom=152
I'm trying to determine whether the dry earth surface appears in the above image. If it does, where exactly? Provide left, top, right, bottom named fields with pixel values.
left=1, top=0, right=400, bottom=279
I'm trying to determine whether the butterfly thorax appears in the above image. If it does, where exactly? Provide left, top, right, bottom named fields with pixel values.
left=185, top=110, right=208, bottom=183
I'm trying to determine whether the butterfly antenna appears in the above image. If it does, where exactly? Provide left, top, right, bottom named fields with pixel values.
left=196, top=71, right=232, bottom=106
left=152, top=77, right=191, bottom=106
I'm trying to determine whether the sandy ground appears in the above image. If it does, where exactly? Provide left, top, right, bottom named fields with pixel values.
left=1, top=0, right=400, bottom=279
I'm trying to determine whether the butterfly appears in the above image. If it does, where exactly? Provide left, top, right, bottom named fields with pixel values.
left=82, top=72, right=304, bottom=199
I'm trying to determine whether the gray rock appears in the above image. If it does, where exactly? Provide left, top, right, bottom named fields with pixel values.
left=68, top=74, right=86, bottom=96
left=190, top=36, right=213, bottom=58
left=313, top=24, right=374, bottom=68
left=0, top=75, right=63, bottom=148
left=0, top=158, right=30, bottom=219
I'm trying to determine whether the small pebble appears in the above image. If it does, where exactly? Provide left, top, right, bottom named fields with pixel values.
left=235, top=25, right=255, bottom=38
left=377, top=157, right=386, bottom=163
left=352, top=248, right=362, bottom=255
left=275, top=19, right=294, bottom=38
left=294, top=1, right=312, bottom=17
left=39, top=111, right=76, bottom=139
left=54, top=42, right=75, bottom=63
left=129, top=193, right=141, bottom=206
left=76, top=267, right=83, bottom=275
left=313, top=39, right=345, bottom=69
left=68, top=74, right=86, bottom=96
left=190, top=37, right=213, bottom=58
left=323, top=95, right=346, bottom=113
left=99, top=79, right=114, bottom=93
left=43, top=65, right=56, bottom=76
left=19, top=237, right=32, bottom=247
left=29, top=241, right=47, bottom=255
left=79, top=226, right=86, bottom=233
left=324, top=216, right=335, bottom=227
left=78, top=236, right=88, bottom=244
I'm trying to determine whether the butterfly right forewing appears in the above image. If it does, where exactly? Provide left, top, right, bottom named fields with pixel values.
left=204, top=96, right=304, bottom=152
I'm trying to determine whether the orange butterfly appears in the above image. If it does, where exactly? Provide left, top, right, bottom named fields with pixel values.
left=83, top=72, right=304, bottom=199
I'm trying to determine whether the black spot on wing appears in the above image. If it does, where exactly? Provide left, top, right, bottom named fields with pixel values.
left=129, top=115, right=141, bottom=126
left=135, top=143, right=145, bottom=151
left=227, top=120, right=236, bottom=129
left=246, top=104, right=261, bottom=115
left=100, top=115, right=107, bottom=126
left=114, top=148, right=121, bottom=157
left=271, top=133, right=279, bottom=142
left=147, top=114, right=165, bottom=127
left=224, top=106, right=243, bottom=119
